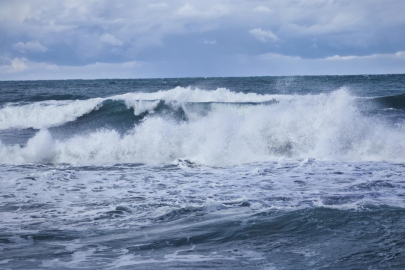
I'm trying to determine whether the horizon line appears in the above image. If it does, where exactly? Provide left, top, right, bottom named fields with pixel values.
left=1, top=72, right=404, bottom=82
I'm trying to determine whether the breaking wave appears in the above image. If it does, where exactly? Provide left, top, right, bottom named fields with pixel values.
left=0, top=99, right=104, bottom=130
left=0, top=87, right=405, bottom=165
left=0, top=87, right=280, bottom=130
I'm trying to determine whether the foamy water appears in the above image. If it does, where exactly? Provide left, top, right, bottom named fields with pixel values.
left=1, top=76, right=405, bottom=269
left=1, top=87, right=404, bottom=165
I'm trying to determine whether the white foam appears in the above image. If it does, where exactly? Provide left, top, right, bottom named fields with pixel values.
left=0, top=98, right=103, bottom=130
left=124, top=100, right=160, bottom=116
left=0, top=87, right=282, bottom=130
left=42, top=248, right=97, bottom=268
left=1, top=88, right=405, bottom=165
left=111, top=86, right=286, bottom=103
left=112, top=248, right=234, bottom=267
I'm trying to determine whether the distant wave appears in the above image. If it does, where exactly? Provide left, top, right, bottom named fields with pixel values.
left=1, top=87, right=405, bottom=165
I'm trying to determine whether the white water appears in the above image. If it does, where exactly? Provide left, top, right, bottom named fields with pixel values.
left=0, top=99, right=104, bottom=130
left=0, top=87, right=280, bottom=130
left=111, top=86, right=286, bottom=103
left=1, top=88, right=405, bottom=165
left=124, top=100, right=160, bottom=116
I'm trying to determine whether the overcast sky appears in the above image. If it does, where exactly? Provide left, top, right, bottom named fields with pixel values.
left=1, top=0, right=405, bottom=80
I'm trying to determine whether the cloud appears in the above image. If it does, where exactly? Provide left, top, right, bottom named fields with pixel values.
left=10, top=58, right=29, bottom=72
left=396, top=51, right=405, bottom=58
left=100, top=34, right=124, bottom=46
left=0, top=0, right=405, bottom=79
left=202, top=39, right=217, bottom=45
left=175, top=3, right=228, bottom=18
left=253, top=6, right=271, bottom=13
left=0, top=57, right=36, bottom=74
left=148, top=2, right=168, bottom=9
left=325, top=51, right=405, bottom=61
left=260, top=53, right=301, bottom=60
left=0, top=57, right=145, bottom=80
left=325, top=55, right=361, bottom=61
left=1, top=50, right=405, bottom=80
left=13, top=41, right=48, bottom=53
left=249, top=28, right=279, bottom=42
left=254, top=51, right=405, bottom=76
left=260, top=51, right=405, bottom=62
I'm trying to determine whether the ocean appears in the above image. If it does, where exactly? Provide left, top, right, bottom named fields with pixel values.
left=1, top=75, right=405, bottom=269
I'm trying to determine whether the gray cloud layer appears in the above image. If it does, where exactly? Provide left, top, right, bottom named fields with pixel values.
left=1, top=0, right=404, bottom=80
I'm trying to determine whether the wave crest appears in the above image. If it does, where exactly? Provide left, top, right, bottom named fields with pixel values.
left=0, top=99, right=103, bottom=130
left=1, top=88, right=405, bottom=165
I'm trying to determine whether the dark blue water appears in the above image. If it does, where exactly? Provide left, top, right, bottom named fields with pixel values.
left=1, top=75, right=405, bottom=269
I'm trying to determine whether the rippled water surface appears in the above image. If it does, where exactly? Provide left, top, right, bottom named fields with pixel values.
left=1, top=75, right=405, bottom=269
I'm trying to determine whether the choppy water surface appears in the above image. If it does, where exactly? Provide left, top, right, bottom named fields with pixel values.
left=1, top=75, right=405, bottom=269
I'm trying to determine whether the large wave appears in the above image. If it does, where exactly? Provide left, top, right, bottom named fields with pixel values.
left=0, top=87, right=404, bottom=165
left=0, top=87, right=282, bottom=130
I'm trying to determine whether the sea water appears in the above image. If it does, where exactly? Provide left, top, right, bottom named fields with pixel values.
left=1, top=75, right=405, bottom=269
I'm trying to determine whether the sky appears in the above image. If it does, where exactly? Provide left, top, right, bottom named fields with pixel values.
left=0, top=0, right=405, bottom=80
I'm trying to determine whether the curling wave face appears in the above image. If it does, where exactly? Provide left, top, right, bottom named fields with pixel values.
left=0, top=87, right=405, bottom=165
